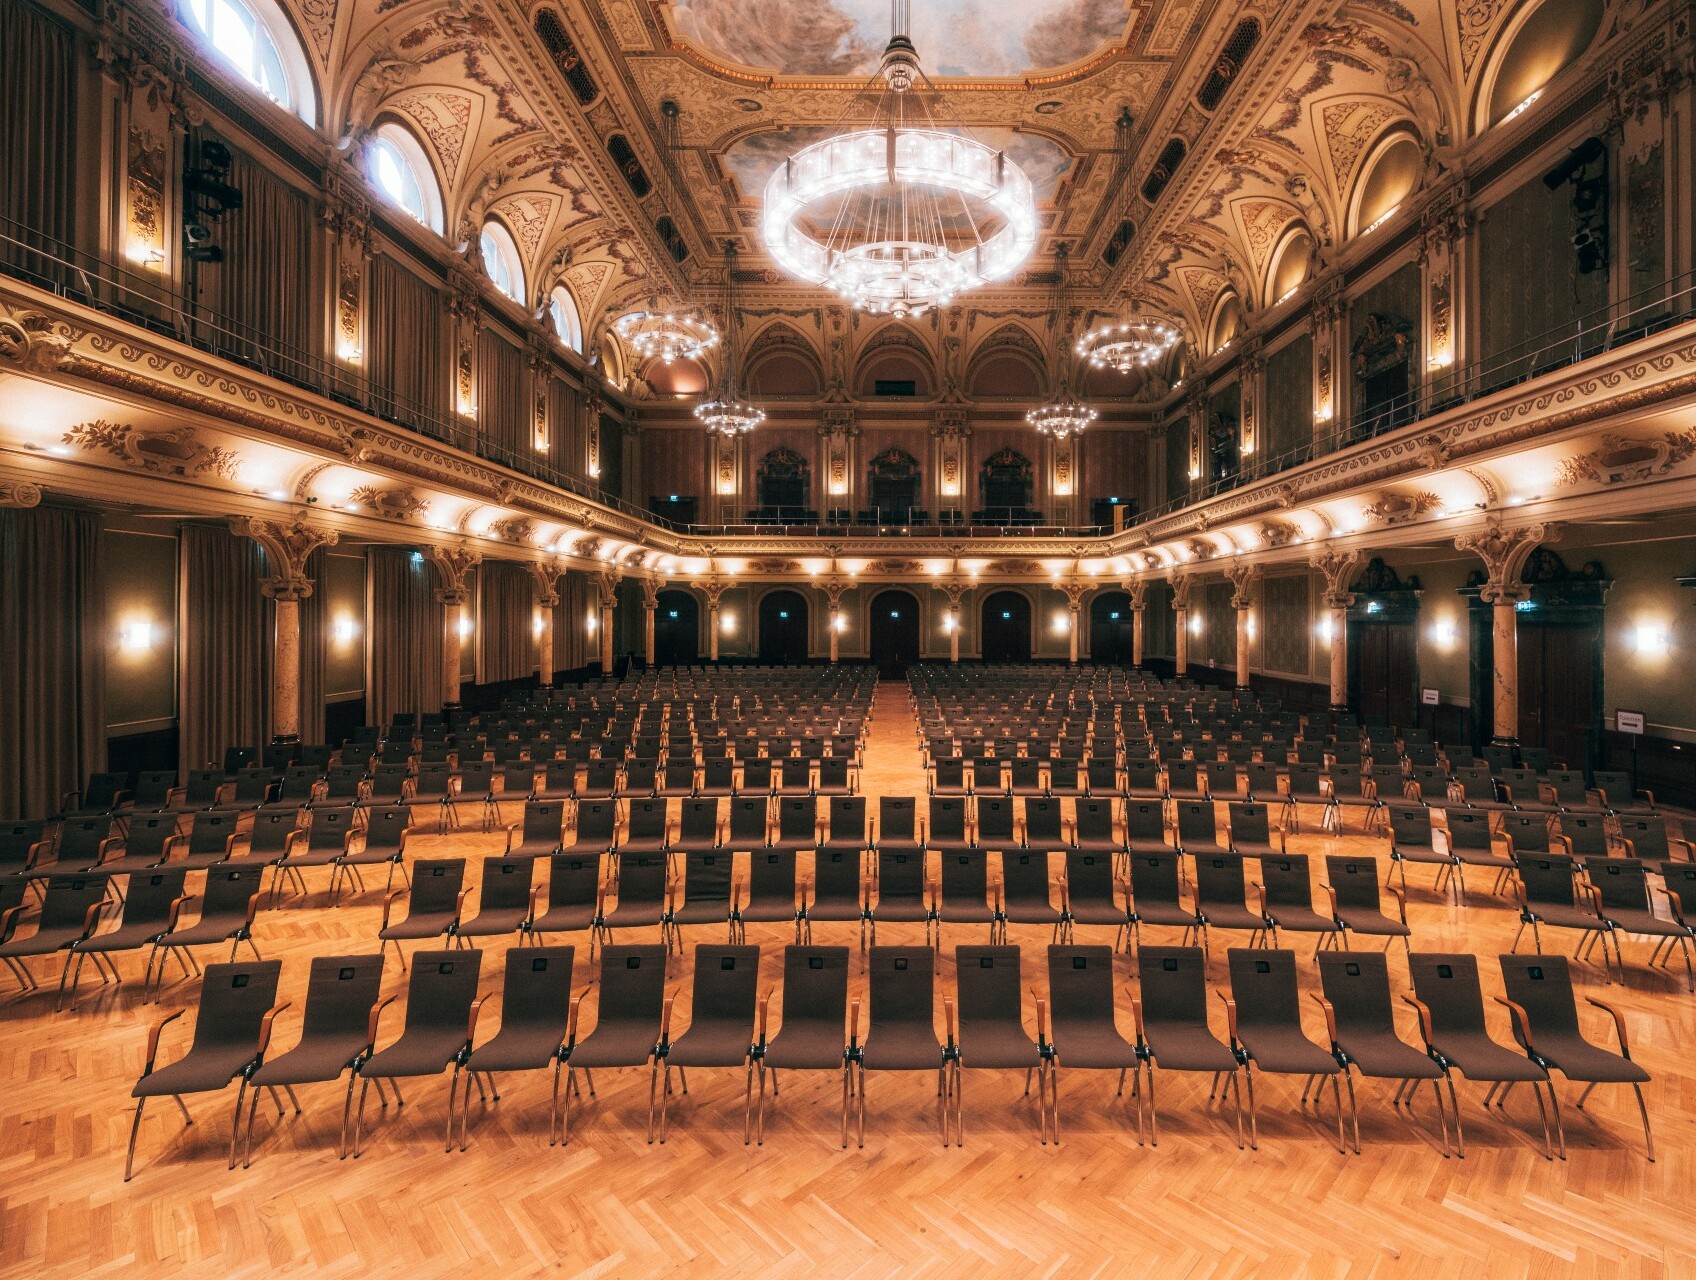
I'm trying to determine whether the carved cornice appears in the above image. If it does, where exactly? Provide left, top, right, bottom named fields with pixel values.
left=0, top=479, right=43, bottom=508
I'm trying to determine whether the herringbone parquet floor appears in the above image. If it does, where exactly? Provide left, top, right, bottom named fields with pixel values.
left=4, top=682, right=1693, bottom=1278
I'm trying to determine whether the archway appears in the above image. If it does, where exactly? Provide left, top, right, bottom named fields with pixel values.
left=1090, top=592, right=1134, bottom=664
left=980, top=591, right=1032, bottom=662
left=869, top=589, right=921, bottom=678
left=653, top=589, right=699, bottom=665
left=758, top=590, right=810, bottom=664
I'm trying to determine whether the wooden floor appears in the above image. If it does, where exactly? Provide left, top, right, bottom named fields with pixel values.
left=4, top=681, right=1694, bottom=1277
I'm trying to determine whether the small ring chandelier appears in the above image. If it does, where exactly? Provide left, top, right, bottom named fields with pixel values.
left=1027, top=245, right=1098, bottom=440
left=694, top=242, right=764, bottom=436
left=761, top=0, right=1036, bottom=317
left=1075, top=316, right=1181, bottom=373
left=614, top=100, right=718, bottom=365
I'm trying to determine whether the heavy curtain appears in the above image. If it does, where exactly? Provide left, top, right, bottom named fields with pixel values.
left=368, top=548, right=443, bottom=727
left=192, top=135, right=315, bottom=378
left=479, top=561, right=534, bottom=684
left=545, top=374, right=586, bottom=481
left=179, top=526, right=271, bottom=772
left=298, top=546, right=327, bottom=745
left=0, top=505, right=105, bottom=819
left=477, top=325, right=529, bottom=463
left=1, top=0, right=80, bottom=276
left=368, top=252, right=448, bottom=426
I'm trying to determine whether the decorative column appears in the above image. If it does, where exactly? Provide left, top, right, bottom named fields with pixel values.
left=1061, top=581, right=1087, bottom=665
left=584, top=387, right=604, bottom=484
left=701, top=579, right=728, bottom=662
left=1456, top=520, right=1555, bottom=745
left=640, top=576, right=661, bottom=667
left=1170, top=572, right=1193, bottom=677
left=1311, top=548, right=1362, bottom=714
left=448, top=267, right=482, bottom=422
left=426, top=545, right=481, bottom=712
left=1126, top=577, right=1149, bottom=668
left=323, top=169, right=373, bottom=378
left=596, top=570, right=621, bottom=674
left=820, top=408, right=857, bottom=516
left=1225, top=562, right=1259, bottom=691
left=1418, top=180, right=1469, bottom=404
left=232, top=517, right=338, bottom=743
left=529, top=560, right=563, bottom=687
left=1237, top=341, right=1263, bottom=476
left=939, top=581, right=971, bottom=663
left=931, top=408, right=969, bottom=514
left=527, top=337, right=552, bottom=456
left=1184, top=386, right=1207, bottom=489
left=822, top=579, right=850, bottom=663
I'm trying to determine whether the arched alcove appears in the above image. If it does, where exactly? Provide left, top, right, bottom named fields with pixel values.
left=980, top=591, right=1033, bottom=662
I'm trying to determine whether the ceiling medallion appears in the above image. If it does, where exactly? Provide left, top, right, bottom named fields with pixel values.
left=760, top=1, right=1036, bottom=317
left=1075, top=316, right=1181, bottom=373
left=695, top=242, right=764, bottom=437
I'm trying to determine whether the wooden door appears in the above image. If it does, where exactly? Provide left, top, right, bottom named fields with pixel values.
left=1519, top=622, right=1597, bottom=770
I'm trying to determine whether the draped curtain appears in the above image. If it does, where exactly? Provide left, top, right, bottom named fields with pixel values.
left=1, top=0, right=80, bottom=276
left=0, top=505, right=105, bottom=819
left=546, top=375, right=585, bottom=481
left=477, top=325, right=529, bottom=463
left=179, top=526, right=270, bottom=773
left=298, top=547, right=327, bottom=744
left=368, top=252, right=448, bottom=426
left=368, top=548, right=443, bottom=727
left=479, top=561, right=533, bottom=683
left=192, top=135, right=315, bottom=377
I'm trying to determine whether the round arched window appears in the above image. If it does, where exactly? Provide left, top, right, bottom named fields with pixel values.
left=367, top=123, right=443, bottom=233
left=181, top=0, right=316, bottom=125
left=481, top=221, right=526, bottom=304
left=550, top=285, right=583, bottom=352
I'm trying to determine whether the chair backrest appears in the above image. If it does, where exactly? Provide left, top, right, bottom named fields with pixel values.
left=1324, top=855, right=1385, bottom=912
left=1226, top=948, right=1305, bottom=1032
left=1618, top=817, right=1672, bottom=860
left=928, top=796, right=967, bottom=842
left=780, top=758, right=812, bottom=790
left=414, top=763, right=452, bottom=796
left=1126, top=851, right=1182, bottom=907
left=748, top=848, right=798, bottom=902
left=1287, top=763, right=1323, bottom=796
left=776, top=796, right=817, bottom=845
left=1407, top=952, right=1489, bottom=1037
left=300, top=953, right=387, bottom=1038
left=1389, top=806, right=1433, bottom=847
left=1228, top=802, right=1271, bottom=847
left=676, top=798, right=719, bottom=844
left=522, top=800, right=565, bottom=847
left=1173, top=800, right=1218, bottom=850
left=371, top=763, right=412, bottom=797
left=503, top=762, right=538, bottom=794
left=725, top=797, right=769, bottom=847
left=1194, top=855, right=1248, bottom=909
left=877, top=848, right=928, bottom=900
left=397, top=950, right=484, bottom=1034
left=779, top=945, right=850, bottom=1028
left=247, top=809, right=301, bottom=859
left=867, top=945, right=935, bottom=1040
left=877, top=796, right=917, bottom=843
left=826, top=796, right=868, bottom=846
left=77, top=771, right=128, bottom=811
left=701, top=758, right=736, bottom=792
left=122, top=814, right=178, bottom=865
left=581, top=759, right=621, bottom=795
left=408, top=858, right=467, bottom=913
left=1445, top=811, right=1493, bottom=850
left=739, top=758, right=774, bottom=791
left=1123, top=799, right=1165, bottom=845
left=687, top=944, right=760, bottom=1032
left=119, top=867, right=190, bottom=925
left=1585, top=856, right=1650, bottom=915
left=1516, top=852, right=1579, bottom=907
left=302, top=806, right=354, bottom=853
left=363, top=806, right=410, bottom=851
left=476, top=857, right=536, bottom=910
left=1045, top=945, right=1118, bottom=1034
left=679, top=849, right=734, bottom=905
left=813, top=847, right=863, bottom=903
left=624, top=799, right=667, bottom=843
left=939, top=850, right=989, bottom=897
left=188, top=960, right=284, bottom=1051
left=1555, top=813, right=1609, bottom=858
left=575, top=800, right=619, bottom=845
left=1203, top=761, right=1238, bottom=796
left=1074, top=799, right=1116, bottom=843
left=1316, top=951, right=1397, bottom=1039
left=622, top=760, right=658, bottom=792
left=1124, top=759, right=1162, bottom=792
left=976, top=796, right=1016, bottom=846
left=1498, top=953, right=1582, bottom=1040
left=496, top=946, right=574, bottom=1035
left=182, top=768, right=226, bottom=804
left=1590, top=771, right=1633, bottom=805
left=955, top=945, right=1024, bottom=1033
left=613, top=853, right=667, bottom=906
left=199, top=864, right=265, bottom=920
left=1260, top=854, right=1313, bottom=909
left=1500, top=812, right=1550, bottom=854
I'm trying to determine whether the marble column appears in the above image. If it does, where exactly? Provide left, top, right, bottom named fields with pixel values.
left=1323, top=591, right=1354, bottom=711
left=828, top=609, right=841, bottom=663
left=1234, top=600, right=1252, bottom=690
left=702, top=580, right=726, bottom=663
left=949, top=607, right=961, bottom=663
left=231, top=516, right=337, bottom=744
left=1170, top=574, right=1193, bottom=678
left=1131, top=605, right=1146, bottom=668
left=1481, top=582, right=1527, bottom=743
left=426, top=545, right=481, bottom=711
left=1068, top=603, right=1081, bottom=664
left=641, top=578, right=660, bottom=668
left=530, top=562, right=562, bottom=688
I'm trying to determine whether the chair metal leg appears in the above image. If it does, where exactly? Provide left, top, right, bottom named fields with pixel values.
left=124, top=1097, right=147, bottom=1181
left=338, top=1074, right=358, bottom=1159
left=1343, top=1070, right=1361, bottom=1154
left=1243, top=1065, right=1258, bottom=1150
left=444, top=1067, right=460, bottom=1153
left=1632, top=1083, right=1656, bottom=1162
left=352, top=1078, right=370, bottom=1158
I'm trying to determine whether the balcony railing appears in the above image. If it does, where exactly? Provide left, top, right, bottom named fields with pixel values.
left=0, top=219, right=669, bottom=531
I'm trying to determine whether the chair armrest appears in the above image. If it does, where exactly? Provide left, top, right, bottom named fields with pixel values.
left=223, top=833, right=240, bottom=859
left=1035, top=993, right=1051, bottom=1050
left=166, top=786, right=187, bottom=807
left=78, top=900, right=106, bottom=940
left=466, top=995, right=487, bottom=1042
left=1617, top=836, right=1638, bottom=859
left=1584, top=997, right=1634, bottom=1059
left=1251, top=882, right=1267, bottom=918
left=141, top=1009, right=187, bottom=1075
left=256, top=1001, right=292, bottom=1055
left=1672, top=837, right=1696, bottom=863
left=1386, top=884, right=1408, bottom=924
left=659, top=994, right=676, bottom=1050
left=1400, top=995, right=1436, bottom=1048
left=1128, top=996, right=1144, bottom=1043
left=943, top=996, right=956, bottom=1052
left=380, top=889, right=403, bottom=929
left=847, top=998, right=861, bottom=1053
left=26, top=837, right=52, bottom=868
left=1216, top=992, right=1240, bottom=1043
left=454, top=888, right=472, bottom=923
left=1308, top=992, right=1339, bottom=1044
left=1493, top=995, right=1536, bottom=1053
left=565, top=988, right=589, bottom=1051
left=1657, top=885, right=1687, bottom=927
left=1499, top=831, right=1518, bottom=858
left=163, top=895, right=193, bottom=933
left=1433, top=829, right=1453, bottom=858
left=1321, top=884, right=1339, bottom=917
left=1554, top=834, right=1575, bottom=858
left=757, top=988, right=773, bottom=1048
left=243, top=892, right=263, bottom=928
left=0, top=905, right=23, bottom=945
left=527, top=886, right=542, bottom=923
left=366, top=995, right=396, bottom=1047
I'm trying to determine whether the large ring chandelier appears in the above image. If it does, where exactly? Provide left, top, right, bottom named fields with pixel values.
left=761, top=10, right=1035, bottom=317
left=1026, top=392, right=1098, bottom=440
left=613, top=308, right=718, bottom=365
left=1075, top=317, right=1181, bottom=373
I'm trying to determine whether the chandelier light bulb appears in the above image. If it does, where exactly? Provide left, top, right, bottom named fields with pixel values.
left=1075, top=317, right=1181, bottom=373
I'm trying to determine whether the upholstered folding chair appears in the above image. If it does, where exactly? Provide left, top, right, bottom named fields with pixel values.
left=1131, top=945, right=1244, bottom=1148
left=124, top=959, right=286, bottom=1179
left=658, top=944, right=761, bottom=1143
left=1222, top=948, right=1350, bottom=1152
left=455, top=946, right=576, bottom=1149
left=756, top=945, right=852, bottom=1146
left=1046, top=945, right=1143, bottom=1142
left=349, top=949, right=484, bottom=1157
left=1322, top=855, right=1411, bottom=952
left=1498, top=953, right=1653, bottom=1160
left=240, top=953, right=387, bottom=1164
left=954, top=944, right=1050, bottom=1143
left=560, top=944, right=669, bottom=1142
left=379, top=858, right=469, bottom=970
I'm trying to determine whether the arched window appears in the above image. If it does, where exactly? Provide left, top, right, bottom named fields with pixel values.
left=1349, top=131, right=1423, bottom=238
left=549, top=285, right=583, bottom=352
left=180, top=0, right=316, bottom=125
left=480, top=220, right=526, bottom=304
left=755, top=448, right=811, bottom=515
left=367, top=123, right=443, bottom=233
left=978, top=448, right=1034, bottom=520
left=866, top=448, right=921, bottom=524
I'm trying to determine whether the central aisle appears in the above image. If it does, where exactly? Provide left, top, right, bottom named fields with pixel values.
left=856, top=677, right=922, bottom=800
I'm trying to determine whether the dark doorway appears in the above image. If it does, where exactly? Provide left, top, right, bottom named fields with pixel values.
left=758, top=590, right=810, bottom=664
left=869, top=589, right=921, bottom=677
left=1089, top=592, right=1134, bottom=664
left=1519, top=621, right=1600, bottom=771
left=1352, top=619, right=1418, bottom=728
left=867, top=448, right=921, bottom=524
left=981, top=591, right=1032, bottom=662
left=653, top=589, right=699, bottom=665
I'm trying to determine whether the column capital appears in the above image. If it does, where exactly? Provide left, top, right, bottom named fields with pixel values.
left=232, top=515, right=337, bottom=586
left=528, top=559, right=564, bottom=609
left=821, top=577, right=854, bottom=608
left=700, top=577, right=729, bottom=607
left=0, top=479, right=42, bottom=508
left=640, top=576, right=662, bottom=608
left=1456, top=518, right=1557, bottom=592
left=936, top=579, right=972, bottom=607
left=1478, top=581, right=1530, bottom=606
left=1168, top=571, right=1194, bottom=609
left=1322, top=590, right=1356, bottom=611
left=425, top=543, right=481, bottom=604
left=596, top=569, right=623, bottom=607
left=1309, top=546, right=1362, bottom=594
left=1124, top=577, right=1149, bottom=608
left=1224, top=561, right=1259, bottom=609
left=1059, top=581, right=1088, bottom=608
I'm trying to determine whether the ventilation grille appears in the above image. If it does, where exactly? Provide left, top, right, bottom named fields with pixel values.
left=1140, top=139, right=1186, bottom=203
left=606, top=135, right=651, bottom=198
left=1197, top=20, right=1261, bottom=111
left=534, top=10, right=599, bottom=106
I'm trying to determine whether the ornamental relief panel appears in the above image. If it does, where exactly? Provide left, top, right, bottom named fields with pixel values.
left=61, top=419, right=241, bottom=479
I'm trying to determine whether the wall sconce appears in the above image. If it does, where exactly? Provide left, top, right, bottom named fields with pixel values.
left=118, top=619, right=155, bottom=653
left=940, top=479, right=959, bottom=497
left=720, top=611, right=736, bottom=635
left=1314, top=404, right=1333, bottom=424
left=1316, top=617, right=1334, bottom=643
left=457, top=396, right=477, bottom=419
left=942, top=613, right=957, bottom=634
left=1246, top=613, right=1257, bottom=640
left=1052, top=612, right=1071, bottom=635
left=532, top=615, right=545, bottom=637
left=1187, top=466, right=1201, bottom=481
left=828, top=480, right=847, bottom=496
left=832, top=613, right=847, bottom=633
left=336, top=340, right=363, bottom=364
left=1429, top=618, right=1458, bottom=651
left=1426, top=349, right=1453, bottom=370
left=1634, top=623, right=1670, bottom=658
left=533, top=431, right=549, bottom=453
left=456, top=616, right=473, bottom=639
left=332, top=616, right=359, bottom=645
left=1188, top=615, right=1203, bottom=636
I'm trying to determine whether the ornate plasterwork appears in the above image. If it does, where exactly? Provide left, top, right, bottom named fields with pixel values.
left=1361, top=490, right=1441, bottom=525
left=1318, top=98, right=1401, bottom=191
left=388, top=87, right=479, bottom=184
left=349, top=483, right=430, bottom=520
left=1556, top=430, right=1696, bottom=487
left=61, top=419, right=242, bottom=479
